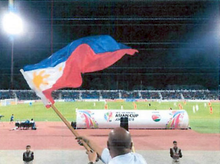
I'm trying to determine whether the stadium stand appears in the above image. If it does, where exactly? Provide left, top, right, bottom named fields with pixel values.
left=182, top=90, right=218, bottom=100
left=51, top=91, right=61, bottom=100
left=81, top=91, right=100, bottom=99
left=0, top=90, right=219, bottom=101
left=203, top=91, right=218, bottom=100
left=101, top=91, right=120, bottom=99
left=62, top=91, right=80, bottom=99
left=141, top=91, right=160, bottom=99
left=14, top=90, right=40, bottom=100
left=161, top=91, right=182, bottom=100
left=121, top=91, right=140, bottom=99
left=0, top=90, right=13, bottom=99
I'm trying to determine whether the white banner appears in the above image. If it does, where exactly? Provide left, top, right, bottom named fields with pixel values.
left=187, top=100, right=210, bottom=102
left=76, top=109, right=189, bottom=129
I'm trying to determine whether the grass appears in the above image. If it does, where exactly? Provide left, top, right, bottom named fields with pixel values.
left=0, top=101, right=219, bottom=133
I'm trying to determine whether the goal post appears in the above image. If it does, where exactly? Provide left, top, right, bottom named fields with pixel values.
left=0, top=98, right=18, bottom=106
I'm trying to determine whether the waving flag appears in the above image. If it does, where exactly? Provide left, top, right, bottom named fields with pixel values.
left=20, top=35, right=138, bottom=107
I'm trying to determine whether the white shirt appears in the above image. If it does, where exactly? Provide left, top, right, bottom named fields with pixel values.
left=101, top=148, right=147, bottom=164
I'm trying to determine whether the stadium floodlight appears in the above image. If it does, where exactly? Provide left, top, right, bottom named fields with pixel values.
left=2, top=12, right=23, bottom=35
left=2, top=10, right=24, bottom=88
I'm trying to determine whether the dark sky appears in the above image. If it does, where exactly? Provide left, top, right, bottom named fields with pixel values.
left=0, top=0, right=219, bottom=90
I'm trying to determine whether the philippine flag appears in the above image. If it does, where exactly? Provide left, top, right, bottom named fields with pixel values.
left=20, top=35, right=138, bottom=107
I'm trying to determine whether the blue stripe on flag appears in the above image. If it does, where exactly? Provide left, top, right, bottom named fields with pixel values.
left=23, top=35, right=131, bottom=71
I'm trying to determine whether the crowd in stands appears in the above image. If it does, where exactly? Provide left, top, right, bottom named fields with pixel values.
left=205, top=91, right=219, bottom=100
left=182, top=90, right=219, bottom=100
left=121, top=91, right=140, bottom=99
left=101, top=91, right=120, bottom=99
left=0, top=90, right=15, bottom=99
left=0, top=89, right=219, bottom=100
left=15, top=91, right=40, bottom=100
left=51, top=91, right=61, bottom=100
left=141, top=92, right=160, bottom=99
left=81, top=91, right=99, bottom=99
left=161, top=91, right=182, bottom=100
left=62, top=91, right=80, bottom=99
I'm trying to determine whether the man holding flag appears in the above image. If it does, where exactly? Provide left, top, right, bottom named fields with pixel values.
left=77, top=127, right=147, bottom=164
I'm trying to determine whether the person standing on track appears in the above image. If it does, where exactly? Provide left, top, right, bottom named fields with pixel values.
left=170, top=141, right=182, bottom=164
left=23, top=145, right=34, bottom=164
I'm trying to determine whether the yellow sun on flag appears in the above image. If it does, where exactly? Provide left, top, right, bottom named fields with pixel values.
left=59, top=67, right=62, bottom=71
left=32, top=70, right=50, bottom=89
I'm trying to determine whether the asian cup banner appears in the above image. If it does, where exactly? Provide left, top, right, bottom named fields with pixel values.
left=76, top=110, right=189, bottom=129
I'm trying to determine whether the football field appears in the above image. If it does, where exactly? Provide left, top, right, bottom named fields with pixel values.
left=0, top=101, right=219, bottom=133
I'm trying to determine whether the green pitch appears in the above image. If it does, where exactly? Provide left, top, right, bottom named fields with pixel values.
left=0, top=101, right=219, bottom=133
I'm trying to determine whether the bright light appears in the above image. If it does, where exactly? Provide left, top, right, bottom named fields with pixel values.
left=2, top=12, right=23, bottom=35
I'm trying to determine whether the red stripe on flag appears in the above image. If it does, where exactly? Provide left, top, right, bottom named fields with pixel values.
left=43, top=44, right=137, bottom=104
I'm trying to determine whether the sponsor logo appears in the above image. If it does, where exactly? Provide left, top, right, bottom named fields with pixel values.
left=104, top=112, right=113, bottom=122
left=152, top=113, right=161, bottom=122
left=79, top=111, right=98, bottom=128
left=166, top=111, right=184, bottom=129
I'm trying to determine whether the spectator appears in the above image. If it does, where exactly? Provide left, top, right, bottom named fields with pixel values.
left=23, top=145, right=34, bottom=164
left=77, top=127, right=147, bottom=164
left=170, top=141, right=182, bottom=164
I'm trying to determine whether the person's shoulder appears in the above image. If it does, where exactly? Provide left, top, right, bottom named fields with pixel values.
left=101, top=148, right=110, bottom=157
left=132, top=152, right=145, bottom=159
left=132, top=153, right=147, bottom=164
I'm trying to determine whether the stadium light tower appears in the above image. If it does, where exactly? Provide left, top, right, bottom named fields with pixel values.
left=2, top=0, right=23, bottom=89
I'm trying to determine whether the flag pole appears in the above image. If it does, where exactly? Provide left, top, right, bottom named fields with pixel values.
left=51, top=104, right=92, bottom=152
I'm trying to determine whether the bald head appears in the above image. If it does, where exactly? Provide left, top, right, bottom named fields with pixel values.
left=107, top=127, right=132, bottom=157
left=109, top=127, right=131, bottom=145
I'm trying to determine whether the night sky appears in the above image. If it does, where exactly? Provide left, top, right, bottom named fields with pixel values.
left=0, top=0, right=219, bottom=90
